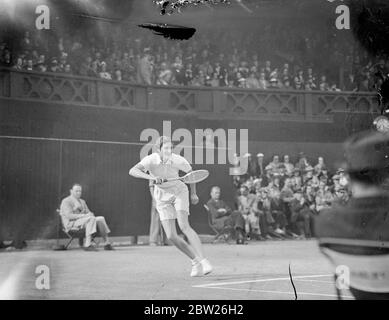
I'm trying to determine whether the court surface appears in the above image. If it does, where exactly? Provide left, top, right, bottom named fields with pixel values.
left=0, top=239, right=353, bottom=300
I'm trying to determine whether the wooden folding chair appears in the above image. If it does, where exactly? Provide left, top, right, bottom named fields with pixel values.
left=54, top=209, right=85, bottom=250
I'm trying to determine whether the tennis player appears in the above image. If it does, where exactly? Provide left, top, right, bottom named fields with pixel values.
left=129, top=136, right=213, bottom=277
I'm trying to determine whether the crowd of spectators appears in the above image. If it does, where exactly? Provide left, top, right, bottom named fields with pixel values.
left=228, top=152, right=350, bottom=242
left=0, top=20, right=388, bottom=92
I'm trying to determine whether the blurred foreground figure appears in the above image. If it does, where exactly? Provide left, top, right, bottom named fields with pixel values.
left=315, top=130, right=389, bottom=299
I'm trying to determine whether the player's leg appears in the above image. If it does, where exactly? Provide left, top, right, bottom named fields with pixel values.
left=161, top=218, right=197, bottom=260
left=176, top=210, right=204, bottom=259
left=176, top=211, right=213, bottom=275
left=161, top=217, right=205, bottom=277
left=174, top=187, right=204, bottom=258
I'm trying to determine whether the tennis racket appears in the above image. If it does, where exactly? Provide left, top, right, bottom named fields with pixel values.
left=164, top=169, right=209, bottom=184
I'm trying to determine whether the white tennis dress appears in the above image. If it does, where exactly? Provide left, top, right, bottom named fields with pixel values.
left=139, top=152, right=192, bottom=220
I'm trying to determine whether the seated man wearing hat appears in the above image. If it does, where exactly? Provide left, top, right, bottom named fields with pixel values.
left=315, top=130, right=389, bottom=299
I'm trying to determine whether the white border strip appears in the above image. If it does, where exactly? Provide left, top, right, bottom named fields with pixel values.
left=198, top=286, right=354, bottom=299
left=193, top=274, right=332, bottom=288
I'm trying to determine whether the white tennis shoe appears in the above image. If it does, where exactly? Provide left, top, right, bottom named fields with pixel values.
left=200, top=259, right=213, bottom=275
left=190, top=262, right=203, bottom=277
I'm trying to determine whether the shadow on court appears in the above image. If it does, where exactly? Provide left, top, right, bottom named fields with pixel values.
left=0, top=240, right=353, bottom=300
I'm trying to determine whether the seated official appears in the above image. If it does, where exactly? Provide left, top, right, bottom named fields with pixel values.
left=206, top=186, right=245, bottom=243
left=60, top=184, right=114, bottom=251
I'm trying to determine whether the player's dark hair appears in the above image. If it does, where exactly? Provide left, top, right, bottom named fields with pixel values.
left=155, top=136, right=172, bottom=151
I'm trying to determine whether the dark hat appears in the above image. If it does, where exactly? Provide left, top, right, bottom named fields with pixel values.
left=342, top=130, right=389, bottom=172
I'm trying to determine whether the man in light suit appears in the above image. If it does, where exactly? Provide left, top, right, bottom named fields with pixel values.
left=60, top=184, right=113, bottom=251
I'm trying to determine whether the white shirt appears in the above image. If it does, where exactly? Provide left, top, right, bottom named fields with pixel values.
left=139, top=153, right=192, bottom=190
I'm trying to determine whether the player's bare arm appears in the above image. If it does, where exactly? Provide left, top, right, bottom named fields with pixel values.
left=129, top=163, right=164, bottom=184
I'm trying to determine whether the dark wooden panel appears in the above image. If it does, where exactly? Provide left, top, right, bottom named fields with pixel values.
left=0, top=138, right=60, bottom=240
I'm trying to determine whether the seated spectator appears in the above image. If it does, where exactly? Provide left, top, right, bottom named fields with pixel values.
left=137, top=49, right=152, bottom=85
left=60, top=184, right=114, bottom=251
left=236, top=72, right=247, bottom=88
left=246, top=72, right=260, bottom=89
left=49, top=58, right=60, bottom=73
left=294, top=70, right=304, bottom=90
left=255, top=188, right=277, bottom=239
left=302, top=166, right=315, bottom=184
left=64, top=64, right=72, bottom=75
left=306, top=67, right=316, bottom=85
left=265, top=155, right=282, bottom=175
left=304, top=185, right=317, bottom=213
left=333, top=188, right=350, bottom=205
left=344, top=73, right=358, bottom=91
left=283, top=155, right=295, bottom=176
left=295, top=152, right=310, bottom=173
left=99, top=61, right=112, bottom=80
left=315, top=181, right=334, bottom=213
left=319, top=75, right=330, bottom=91
left=237, top=185, right=261, bottom=240
left=183, top=63, right=194, bottom=85
left=314, top=156, right=327, bottom=175
left=192, top=70, right=206, bottom=86
left=258, top=72, right=268, bottom=89
left=206, top=186, right=245, bottom=244
left=36, top=54, right=45, bottom=66
left=330, top=83, right=341, bottom=92
left=36, top=63, right=47, bottom=73
left=24, top=59, right=34, bottom=71
left=256, top=153, right=265, bottom=178
left=1, top=49, right=12, bottom=67
left=269, top=77, right=280, bottom=89
left=291, top=168, right=303, bottom=191
left=289, top=191, right=313, bottom=239
left=280, top=178, right=294, bottom=227
left=173, top=63, right=185, bottom=86
left=243, top=153, right=258, bottom=179
left=114, top=69, right=122, bottom=81
left=282, top=79, right=293, bottom=90
left=268, top=188, right=288, bottom=236
left=264, top=60, right=272, bottom=79
left=209, top=72, right=220, bottom=87
left=79, top=56, right=92, bottom=77
left=12, top=57, right=23, bottom=71
left=156, top=62, right=173, bottom=85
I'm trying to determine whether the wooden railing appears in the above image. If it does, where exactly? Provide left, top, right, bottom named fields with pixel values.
left=0, top=68, right=379, bottom=122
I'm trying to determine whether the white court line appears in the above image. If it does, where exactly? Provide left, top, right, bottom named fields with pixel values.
left=193, top=274, right=332, bottom=288
left=198, top=286, right=354, bottom=299
left=294, top=279, right=334, bottom=284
